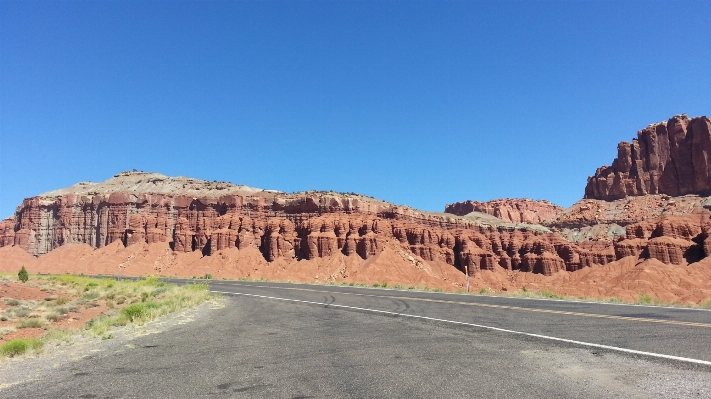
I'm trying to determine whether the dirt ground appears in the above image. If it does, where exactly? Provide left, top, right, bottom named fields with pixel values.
left=0, top=277, right=110, bottom=344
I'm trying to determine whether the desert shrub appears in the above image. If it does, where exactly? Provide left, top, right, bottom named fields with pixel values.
left=86, top=315, right=115, bottom=336
left=151, top=287, right=168, bottom=297
left=18, top=266, right=29, bottom=283
left=116, top=296, right=126, bottom=305
left=0, top=338, right=43, bottom=357
left=83, top=281, right=209, bottom=337
left=17, top=319, right=45, bottom=329
left=56, top=307, right=70, bottom=315
left=46, top=312, right=64, bottom=322
left=638, top=294, right=653, bottom=304
left=14, top=308, right=30, bottom=318
left=4, top=298, right=20, bottom=306
left=42, top=328, right=74, bottom=343
left=203, top=273, right=213, bottom=280
left=121, top=303, right=148, bottom=322
left=701, top=299, right=711, bottom=309
left=55, top=297, right=70, bottom=305
left=65, top=305, right=80, bottom=313
left=83, top=291, right=99, bottom=300
left=541, top=291, right=561, bottom=299
left=141, top=292, right=149, bottom=302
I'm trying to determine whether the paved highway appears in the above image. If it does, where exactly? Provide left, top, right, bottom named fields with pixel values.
left=1, top=279, right=710, bottom=398
left=200, top=280, right=711, bottom=364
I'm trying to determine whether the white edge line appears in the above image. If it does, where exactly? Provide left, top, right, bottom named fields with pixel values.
left=206, top=280, right=711, bottom=312
left=210, top=290, right=711, bottom=367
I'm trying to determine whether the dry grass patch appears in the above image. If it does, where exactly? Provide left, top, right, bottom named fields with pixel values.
left=0, top=274, right=213, bottom=358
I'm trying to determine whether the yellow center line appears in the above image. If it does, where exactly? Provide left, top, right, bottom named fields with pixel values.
left=216, top=283, right=711, bottom=328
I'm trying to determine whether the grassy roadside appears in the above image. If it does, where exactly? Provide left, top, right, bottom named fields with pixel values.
left=1, top=274, right=213, bottom=359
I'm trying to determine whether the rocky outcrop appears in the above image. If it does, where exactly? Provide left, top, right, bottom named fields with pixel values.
left=445, top=198, right=564, bottom=224
left=585, top=114, right=711, bottom=200
left=612, top=213, right=709, bottom=265
left=545, top=194, right=711, bottom=244
left=0, top=171, right=619, bottom=277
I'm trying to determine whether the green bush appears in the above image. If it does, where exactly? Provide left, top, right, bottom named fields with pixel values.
left=121, top=303, right=148, bottom=322
left=0, top=338, right=43, bottom=357
left=18, top=266, right=29, bottom=283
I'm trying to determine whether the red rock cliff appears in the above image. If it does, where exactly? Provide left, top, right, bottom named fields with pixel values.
left=585, top=114, right=711, bottom=200
left=444, top=198, right=564, bottom=224
left=0, top=171, right=607, bottom=277
left=4, top=171, right=711, bottom=277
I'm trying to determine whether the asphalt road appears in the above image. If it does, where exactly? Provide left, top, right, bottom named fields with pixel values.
left=1, top=279, right=710, bottom=398
left=199, top=280, right=711, bottom=364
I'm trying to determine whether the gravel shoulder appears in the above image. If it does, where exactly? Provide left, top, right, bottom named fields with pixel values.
left=0, top=298, right=225, bottom=391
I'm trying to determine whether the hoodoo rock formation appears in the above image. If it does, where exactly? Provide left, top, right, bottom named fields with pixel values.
left=445, top=198, right=564, bottom=224
left=585, top=114, right=711, bottom=200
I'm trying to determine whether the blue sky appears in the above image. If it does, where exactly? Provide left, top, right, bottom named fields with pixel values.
left=1, top=0, right=709, bottom=218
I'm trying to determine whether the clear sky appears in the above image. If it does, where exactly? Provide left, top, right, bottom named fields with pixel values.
left=1, top=1, right=709, bottom=218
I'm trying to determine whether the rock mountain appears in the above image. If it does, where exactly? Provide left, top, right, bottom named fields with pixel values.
left=1, top=114, right=711, bottom=284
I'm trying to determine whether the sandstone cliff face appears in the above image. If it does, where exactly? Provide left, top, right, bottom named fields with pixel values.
left=613, top=213, right=708, bottom=265
left=445, top=198, right=564, bottom=224
left=585, top=114, right=711, bottom=200
left=4, top=170, right=711, bottom=278
left=0, top=171, right=611, bottom=277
